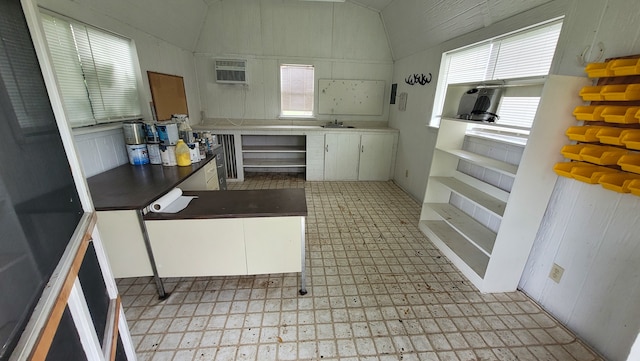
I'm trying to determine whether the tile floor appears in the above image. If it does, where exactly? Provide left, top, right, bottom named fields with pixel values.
left=118, top=174, right=603, bottom=361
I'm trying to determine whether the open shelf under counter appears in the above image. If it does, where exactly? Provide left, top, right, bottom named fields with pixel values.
left=242, top=145, right=306, bottom=153
left=425, top=203, right=496, bottom=256
left=242, top=158, right=307, bottom=168
left=430, top=176, right=507, bottom=217
left=419, top=220, right=489, bottom=280
left=436, top=148, right=519, bottom=177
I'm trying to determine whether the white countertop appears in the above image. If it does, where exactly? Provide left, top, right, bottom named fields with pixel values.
left=194, top=122, right=398, bottom=135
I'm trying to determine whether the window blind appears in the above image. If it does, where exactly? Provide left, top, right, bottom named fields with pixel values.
left=40, top=12, right=141, bottom=127
left=280, top=64, right=314, bottom=117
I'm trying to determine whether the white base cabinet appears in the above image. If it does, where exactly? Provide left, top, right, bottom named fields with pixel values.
left=324, top=132, right=396, bottom=181
left=179, top=158, right=219, bottom=191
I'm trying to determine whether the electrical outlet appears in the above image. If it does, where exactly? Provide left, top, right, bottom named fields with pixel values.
left=405, top=169, right=409, bottom=178
left=549, top=263, right=564, bottom=283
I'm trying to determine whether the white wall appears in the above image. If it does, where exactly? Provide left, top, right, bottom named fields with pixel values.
left=518, top=1, right=640, bottom=360
left=388, top=0, right=640, bottom=359
left=36, top=0, right=201, bottom=176
left=194, top=0, right=393, bottom=124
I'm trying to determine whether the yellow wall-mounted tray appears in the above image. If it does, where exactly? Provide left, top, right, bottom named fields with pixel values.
left=566, top=126, right=606, bottom=142
left=609, top=58, right=640, bottom=77
left=571, top=164, right=618, bottom=184
left=627, top=179, right=640, bottom=196
left=596, top=127, right=626, bottom=146
left=553, top=162, right=576, bottom=178
left=579, top=145, right=628, bottom=165
left=617, top=154, right=640, bottom=174
left=585, top=62, right=614, bottom=78
left=573, top=105, right=606, bottom=121
left=620, top=129, right=640, bottom=150
left=601, top=84, right=640, bottom=101
left=601, top=106, right=640, bottom=124
left=579, top=86, right=604, bottom=101
left=598, top=172, right=640, bottom=193
left=561, top=144, right=591, bottom=161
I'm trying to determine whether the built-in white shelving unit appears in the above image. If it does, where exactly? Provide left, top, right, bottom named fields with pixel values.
left=241, top=135, right=307, bottom=171
left=419, top=75, right=592, bottom=293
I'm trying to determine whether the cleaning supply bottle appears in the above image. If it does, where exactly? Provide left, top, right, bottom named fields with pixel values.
left=175, top=139, right=192, bottom=166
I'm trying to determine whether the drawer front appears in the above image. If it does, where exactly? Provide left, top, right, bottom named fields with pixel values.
left=206, top=176, right=219, bottom=190
left=205, top=162, right=218, bottom=182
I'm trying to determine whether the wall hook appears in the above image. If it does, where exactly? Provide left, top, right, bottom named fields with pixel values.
left=577, top=41, right=605, bottom=66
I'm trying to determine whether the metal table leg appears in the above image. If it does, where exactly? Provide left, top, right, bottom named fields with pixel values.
left=137, top=209, right=168, bottom=299
left=299, top=217, right=307, bottom=296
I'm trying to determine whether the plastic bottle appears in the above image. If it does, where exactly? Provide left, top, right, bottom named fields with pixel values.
left=175, top=139, right=192, bottom=166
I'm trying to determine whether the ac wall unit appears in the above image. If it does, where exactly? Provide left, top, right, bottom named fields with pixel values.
left=215, top=59, right=247, bottom=84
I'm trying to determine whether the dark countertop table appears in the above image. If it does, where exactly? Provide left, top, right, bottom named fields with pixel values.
left=87, top=154, right=215, bottom=211
left=143, top=189, right=307, bottom=220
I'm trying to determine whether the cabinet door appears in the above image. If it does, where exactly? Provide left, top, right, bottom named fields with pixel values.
left=324, top=133, right=361, bottom=180
left=244, top=217, right=302, bottom=275
left=358, top=133, right=395, bottom=181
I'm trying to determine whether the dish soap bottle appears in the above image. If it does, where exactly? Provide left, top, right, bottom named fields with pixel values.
left=175, top=139, right=192, bottom=166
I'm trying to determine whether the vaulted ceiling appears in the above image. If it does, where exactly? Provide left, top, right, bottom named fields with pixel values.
left=75, top=0, right=556, bottom=60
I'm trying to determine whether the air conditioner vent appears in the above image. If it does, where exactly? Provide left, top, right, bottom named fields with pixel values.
left=215, top=59, right=247, bottom=84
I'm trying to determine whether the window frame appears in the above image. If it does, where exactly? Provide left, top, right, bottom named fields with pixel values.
left=429, top=18, right=564, bottom=130
left=279, top=63, right=315, bottom=119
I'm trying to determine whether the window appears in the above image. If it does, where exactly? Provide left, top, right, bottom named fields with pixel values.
left=280, top=64, right=314, bottom=118
left=431, top=19, right=563, bottom=129
left=40, top=12, right=141, bottom=128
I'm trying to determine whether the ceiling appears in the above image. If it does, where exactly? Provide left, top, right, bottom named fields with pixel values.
left=79, top=0, right=556, bottom=59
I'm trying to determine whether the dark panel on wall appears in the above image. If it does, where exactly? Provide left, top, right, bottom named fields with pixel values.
left=78, top=242, right=110, bottom=346
left=45, top=307, right=87, bottom=361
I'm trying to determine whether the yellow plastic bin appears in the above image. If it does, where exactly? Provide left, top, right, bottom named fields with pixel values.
left=560, top=144, right=590, bottom=161
left=566, top=126, right=606, bottom=142
left=579, top=145, right=628, bottom=165
left=609, top=58, right=640, bottom=76
left=627, top=179, right=640, bottom=197
left=602, top=84, right=640, bottom=101
left=553, top=162, right=577, bottom=178
left=598, top=172, right=640, bottom=193
left=579, top=86, right=604, bottom=101
left=617, top=154, right=640, bottom=174
left=596, top=127, right=627, bottom=146
left=620, top=129, right=640, bottom=150
left=573, top=105, right=607, bottom=121
left=601, top=106, right=640, bottom=124
left=570, top=164, right=617, bottom=184
left=585, top=62, right=614, bottom=78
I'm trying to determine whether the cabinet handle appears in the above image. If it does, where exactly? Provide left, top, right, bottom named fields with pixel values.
left=361, top=145, right=364, bottom=153
left=325, top=144, right=329, bottom=152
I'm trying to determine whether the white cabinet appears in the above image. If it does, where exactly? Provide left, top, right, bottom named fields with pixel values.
left=324, top=133, right=361, bottom=180
left=358, top=133, right=395, bottom=181
left=179, top=158, right=219, bottom=191
left=418, top=75, right=590, bottom=293
left=324, top=132, right=396, bottom=181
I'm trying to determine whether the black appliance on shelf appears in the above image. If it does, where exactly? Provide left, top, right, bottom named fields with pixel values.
left=456, top=87, right=502, bottom=122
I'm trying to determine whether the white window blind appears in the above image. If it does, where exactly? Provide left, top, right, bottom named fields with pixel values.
left=40, top=12, right=141, bottom=127
left=431, top=19, right=562, bottom=129
left=280, top=64, right=314, bottom=118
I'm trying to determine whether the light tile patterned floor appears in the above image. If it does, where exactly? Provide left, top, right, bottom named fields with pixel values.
left=118, top=174, right=603, bottom=361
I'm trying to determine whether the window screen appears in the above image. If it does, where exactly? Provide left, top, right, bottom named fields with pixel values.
left=40, top=12, right=141, bottom=127
left=280, top=64, right=314, bottom=118
left=431, top=19, right=563, bottom=129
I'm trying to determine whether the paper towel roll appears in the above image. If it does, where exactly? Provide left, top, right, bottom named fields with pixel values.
left=151, top=188, right=183, bottom=212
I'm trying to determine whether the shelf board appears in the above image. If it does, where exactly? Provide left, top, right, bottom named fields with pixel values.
left=437, top=148, right=518, bottom=176
left=420, top=220, right=489, bottom=278
left=242, top=145, right=306, bottom=153
left=439, top=116, right=532, bottom=131
left=243, top=159, right=307, bottom=168
left=431, top=176, right=506, bottom=217
left=426, top=203, right=496, bottom=256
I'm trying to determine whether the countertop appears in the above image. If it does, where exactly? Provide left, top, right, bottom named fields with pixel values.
left=143, top=189, right=307, bottom=220
left=87, top=154, right=215, bottom=211
left=194, top=122, right=399, bottom=135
